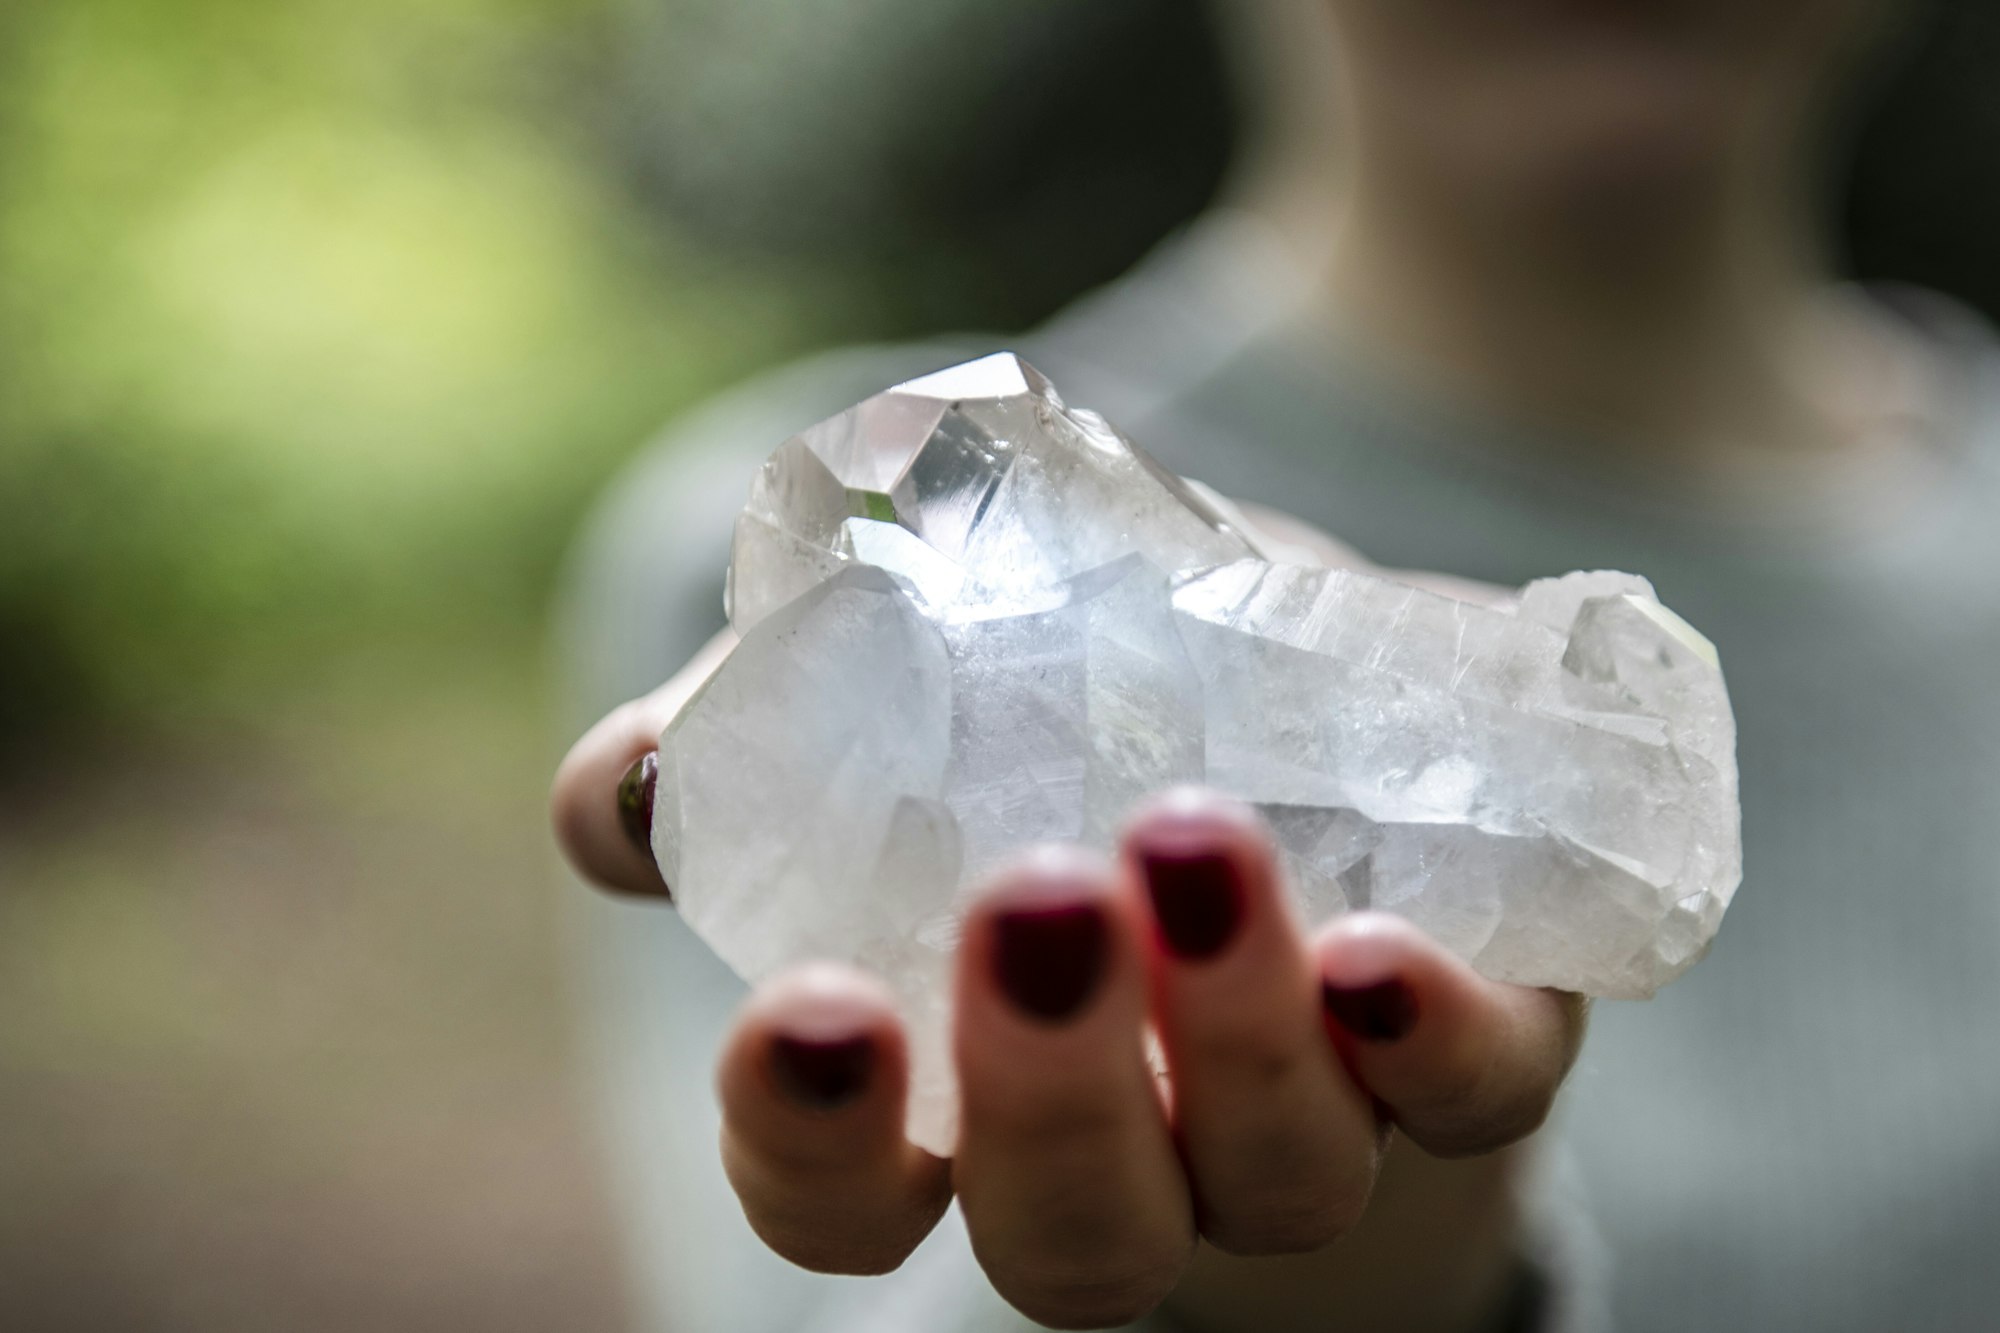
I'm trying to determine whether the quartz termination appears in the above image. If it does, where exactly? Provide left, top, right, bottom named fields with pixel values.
left=654, top=353, right=1741, bottom=1153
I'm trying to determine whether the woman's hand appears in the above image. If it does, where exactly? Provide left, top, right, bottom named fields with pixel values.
left=552, top=645, right=1587, bottom=1331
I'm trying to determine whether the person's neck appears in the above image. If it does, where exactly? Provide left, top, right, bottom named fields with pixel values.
left=1326, top=151, right=1830, bottom=459
left=1218, top=79, right=1933, bottom=490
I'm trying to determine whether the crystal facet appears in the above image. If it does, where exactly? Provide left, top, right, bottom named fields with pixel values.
left=657, top=353, right=1741, bottom=1153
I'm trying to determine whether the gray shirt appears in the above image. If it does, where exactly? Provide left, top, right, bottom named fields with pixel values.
left=559, top=213, right=2000, bottom=1332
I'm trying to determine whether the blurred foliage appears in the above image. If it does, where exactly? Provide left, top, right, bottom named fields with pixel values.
left=0, top=0, right=868, bottom=740
left=0, top=0, right=1228, bottom=746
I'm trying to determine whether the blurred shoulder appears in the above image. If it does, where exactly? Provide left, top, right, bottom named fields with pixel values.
left=1863, top=283, right=2000, bottom=470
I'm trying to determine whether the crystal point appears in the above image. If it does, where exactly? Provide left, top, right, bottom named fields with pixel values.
left=656, top=355, right=1742, bottom=1152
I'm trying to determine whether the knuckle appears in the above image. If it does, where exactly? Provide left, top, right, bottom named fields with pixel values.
left=1175, top=1057, right=1380, bottom=1256
left=1432, top=1088, right=1552, bottom=1152
left=727, top=1142, right=949, bottom=1275
left=1198, top=1141, right=1377, bottom=1256
left=755, top=1221, right=922, bottom=1277
left=740, top=1129, right=866, bottom=1177
left=1496, top=1081, right=1561, bottom=1143
left=1412, top=1080, right=1559, bottom=1158
left=977, top=1086, right=1134, bottom=1153
left=976, top=1150, right=1144, bottom=1241
left=1410, top=997, right=1581, bottom=1157
left=988, top=1245, right=1185, bottom=1330
left=1189, top=1022, right=1300, bottom=1089
left=1202, top=1201, right=1349, bottom=1257
left=548, top=773, right=597, bottom=863
left=963, top=1157, right=1191, bottom=1328
left=605, top=695, right=660, bottom=744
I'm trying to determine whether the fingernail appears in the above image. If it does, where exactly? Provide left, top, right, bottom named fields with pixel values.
left=993, top=900, right=1109, bottom=1023
left=617, top=752, right=657, bottom=851
left=1322, top=977, right=1419, bottom=1043
left=770, top=1033, right=874, bottom=1110
left=1138, top=843, right=1245, bottom=961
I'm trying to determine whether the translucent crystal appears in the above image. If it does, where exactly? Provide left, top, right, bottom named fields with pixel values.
left=657, top=353, right=1741, bottom=1153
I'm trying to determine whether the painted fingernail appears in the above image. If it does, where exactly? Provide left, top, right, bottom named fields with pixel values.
left=993, top=901, right=1109, bottom=1023
left=770, top=1033, right=874, bottom=1110
left=617, top=752, right=657, bottom=851
left=1322, top=978, right=1419, bottom=1043
left=1138, top=843, right=1245, bottom=961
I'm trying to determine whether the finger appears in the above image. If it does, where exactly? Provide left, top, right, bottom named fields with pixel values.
left=550, top=630, right=734, bottom=896
left=1314, top=913, right=1589, bottom=1158
left=717, top=963, right=952, bottom=1275
left=953, top=848, right=1194, bottom=1330
left=1123, top=790, right=1383, bottom=1256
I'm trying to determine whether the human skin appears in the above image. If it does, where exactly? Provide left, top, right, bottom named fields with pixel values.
left=554, top=0, right=1925, bottom=1325
left=552, top=516, right=1586, bottom=1331
left=1235, top=0, right=1925, bottom=481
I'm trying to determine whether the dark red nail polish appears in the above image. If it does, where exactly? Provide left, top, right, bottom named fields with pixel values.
left=618, top=752, right=657, bottom=851
left=1322, top=978, right=1419, bottom=1043
left=770, top=1034, right=874, bottom=1109
left=993, top=901, right=1109, bottom=1023
left=1139, top=845, right=1245, bottom=960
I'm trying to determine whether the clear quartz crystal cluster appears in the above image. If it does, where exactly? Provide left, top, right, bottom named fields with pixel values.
left=653, top=353, right=1741, bottom=1153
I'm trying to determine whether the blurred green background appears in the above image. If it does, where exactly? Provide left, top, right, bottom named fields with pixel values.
left=0, top=0, right=1230, bottom=742
left=0, top=0, right=1225, bottom=1327
left=1, top=0, right=1995, bottom=1327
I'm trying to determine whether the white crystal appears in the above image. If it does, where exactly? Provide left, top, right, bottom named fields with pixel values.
left=658, top=353, right=1741, bottom=1154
